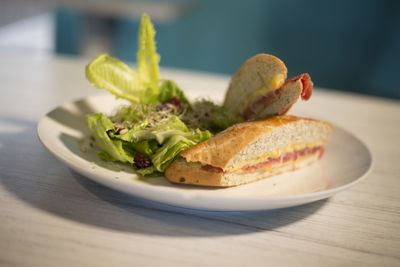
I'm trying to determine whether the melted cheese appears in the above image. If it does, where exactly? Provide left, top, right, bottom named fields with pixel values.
left=227, top=141, right=324, bottom=172
left=238, top=73, right=285, bottom=113
left=270, top=73, right=285, bottom=89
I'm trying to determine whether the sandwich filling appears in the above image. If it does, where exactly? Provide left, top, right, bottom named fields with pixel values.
left=243, top=73, right=313, bottom=120
left=200, top=145, right=324, bottom=174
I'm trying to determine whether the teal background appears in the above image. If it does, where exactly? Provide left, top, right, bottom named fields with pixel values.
left=55, top=0, right=400, bottom=99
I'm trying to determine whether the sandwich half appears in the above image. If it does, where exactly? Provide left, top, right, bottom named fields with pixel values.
left=165, top=115, right=333, bottom=187
left=223, top=54, right=313, bottom=121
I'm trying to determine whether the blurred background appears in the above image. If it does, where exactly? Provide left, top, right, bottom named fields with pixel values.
left=0, top=0, right=399, bottom=99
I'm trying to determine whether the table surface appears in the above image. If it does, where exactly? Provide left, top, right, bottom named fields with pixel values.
left=1, top=52, right=399, bottom=267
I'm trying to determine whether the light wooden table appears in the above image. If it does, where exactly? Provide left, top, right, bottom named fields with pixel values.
left=1, top=52, right=399, bottom=267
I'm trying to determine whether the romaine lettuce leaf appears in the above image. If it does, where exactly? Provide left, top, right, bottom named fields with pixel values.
left=112, top=105, right=151, bottom=128
left=85, top=14, right=193, bottom=107
left=184, top=128, right=213, bottom=143
left=130, top=140, right=159, bottom=157
left=137, top=13, right=160, bottom=88
left=109, top=120, right=149, bottom=143
left=85, top=54, right=159, bottom=104
left=158, top=80, right=190, bottom=105
left=150, top=135, right=195, bottom=172
left=151, top=115, right=188, bottom=143
left=85, top=14, right=163, bottom=105
left=87, top=113, right=134, bottom=163
left=150, top=128, right=212, bottom=172
left=114, top=115, right=189, bottom=144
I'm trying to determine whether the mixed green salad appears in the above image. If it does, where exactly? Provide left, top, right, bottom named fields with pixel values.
left=86, top=14, right=240, bottom=176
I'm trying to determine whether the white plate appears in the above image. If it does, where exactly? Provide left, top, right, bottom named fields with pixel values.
left=37, top=94, right=372, bottom=211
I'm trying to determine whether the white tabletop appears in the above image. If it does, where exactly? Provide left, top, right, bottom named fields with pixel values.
left=1, top=52, right=400, bottom=266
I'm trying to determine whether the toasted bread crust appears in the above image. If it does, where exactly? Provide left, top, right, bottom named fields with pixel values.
left=181, top=115, right=332, bottom=170
left=223, top=54, right=288, bottom=115
left=165, top=158, right=224, bottom=186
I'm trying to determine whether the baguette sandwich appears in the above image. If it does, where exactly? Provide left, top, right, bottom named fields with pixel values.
left=165, top=115, right=333, bottom=187
left=223, top=54, right=313, bottom=120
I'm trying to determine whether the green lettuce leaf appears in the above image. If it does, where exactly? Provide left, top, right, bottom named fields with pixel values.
left=130, top=140, right=159, bottom=157
left=114, top=115, right=189, bottom=144
left=184, top=128, right=213, bottom=143
left=110, top=120, right=149, bottom=142
left=85, top=14, right=192, bottom=107
left=158, top=80, right=190, bottom=105
left=150, top=128, right=211, bottom=172
left=85, top=53, right=159, bottom=104
left=87, top=113, right=134, bottom=163
left=85, top=14, right=162, bottom=105
left=150, top=135, right=195, bottom=172
left=151, top=115, right=189, bottom=143
left=137, top=13, right=160, bottom=88
left=150, top=128, right=212, bottom=172
left=111, top=105, right=152, bottom=129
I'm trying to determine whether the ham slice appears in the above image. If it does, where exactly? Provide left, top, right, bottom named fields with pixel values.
left=243, top=73, right=313, bottom=120
left=287, top=73, right=313, bottom=100
left=243, top=146, right=323, bottom=172
left=201, top=146, right=324, bottom=174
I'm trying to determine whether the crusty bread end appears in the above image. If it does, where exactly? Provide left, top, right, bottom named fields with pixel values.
left=223, top=54, right=287, bottom=116
left=165, top=115, right=333, bottom=187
